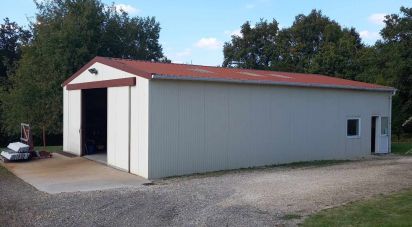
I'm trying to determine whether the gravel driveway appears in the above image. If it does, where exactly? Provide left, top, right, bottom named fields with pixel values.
left=1, top=155, right=412, bottom=226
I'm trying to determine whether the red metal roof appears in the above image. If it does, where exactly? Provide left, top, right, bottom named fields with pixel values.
left=63, top=56, right=394, bottom=92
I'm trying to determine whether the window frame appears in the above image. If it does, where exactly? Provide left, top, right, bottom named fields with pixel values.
left=346, top=117, right=361, bottom=138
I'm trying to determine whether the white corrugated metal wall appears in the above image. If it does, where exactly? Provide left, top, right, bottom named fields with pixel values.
left=130, top=77, right=149, bottom=178
left=148, top=80, right=391, bottom=178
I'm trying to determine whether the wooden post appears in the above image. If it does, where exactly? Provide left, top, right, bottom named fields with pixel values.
left=42, top=126, right=46, bottom=149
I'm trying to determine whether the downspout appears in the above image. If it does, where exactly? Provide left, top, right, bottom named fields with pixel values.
left=389, top=89, right=396, bottom=153
left=128, top=86, right=131, bottom=173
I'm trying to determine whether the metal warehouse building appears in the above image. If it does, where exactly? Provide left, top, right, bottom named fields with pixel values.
left=62, top=56, right=395, bottom=179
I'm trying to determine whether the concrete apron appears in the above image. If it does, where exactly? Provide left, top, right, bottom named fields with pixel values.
left=1, top=153, right=150, bottom=194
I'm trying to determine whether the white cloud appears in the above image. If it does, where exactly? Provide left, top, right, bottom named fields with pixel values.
left=224, top=29, right=242, bottom=37
left=359, top=30, right=381, bottom=42
left=113, top=4, right=140, bottom=14
left=176, top=48, right=192, bottom=57
left=368, top=13, right=386, bottom=25
left=195, top=37, right=222, bottom=49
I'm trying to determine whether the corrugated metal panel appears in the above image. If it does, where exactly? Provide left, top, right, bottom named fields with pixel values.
left=148, top=80, right=391, bottom=178
left=63, top=87, right=68, bottom=151
left=107, top=86, right=130, bottom=171
left=63, top=88, right=81, bottom=155
left=148, top=82, right=180, bottom=178
left=130, top=77, right=149, bottom=178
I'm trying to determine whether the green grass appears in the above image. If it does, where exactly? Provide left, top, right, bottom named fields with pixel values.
left=391, top=142, right=412, bottom=155
left=392, top=133, right=412, bottom=143
left=302, top=189, right=412, bottom=227
left=282, top=213, right=301, bottom=220
left=0, top=164, right=9, bottom=174
left=33, top=146, right=62, bottom=152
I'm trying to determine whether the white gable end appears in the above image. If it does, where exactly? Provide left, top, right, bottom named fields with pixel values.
left=69, top=62, right=138, bottom=85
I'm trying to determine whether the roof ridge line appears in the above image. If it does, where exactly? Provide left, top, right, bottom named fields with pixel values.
left=98, top=56, right=332, bottom=77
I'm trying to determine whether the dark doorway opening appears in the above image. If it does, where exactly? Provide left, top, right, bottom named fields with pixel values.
left=371, top=116, right=377, bottom=153
left=82, top=88, right=107, bottom=162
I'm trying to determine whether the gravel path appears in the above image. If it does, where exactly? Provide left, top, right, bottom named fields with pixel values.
left=1, top=155, right=412, bottom=226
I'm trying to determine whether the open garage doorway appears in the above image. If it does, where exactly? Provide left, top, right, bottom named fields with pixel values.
left=371, top=116, right=378, bottom=153
left=82, top=88, right=107, bottom=164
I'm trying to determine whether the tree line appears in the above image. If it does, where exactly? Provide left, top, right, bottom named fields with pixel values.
left=0, top=1, right=411, bottom=146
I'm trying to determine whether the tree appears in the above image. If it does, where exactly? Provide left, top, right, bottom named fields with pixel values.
left=2, top=0, right=167, bottom=148
left=99, top=6, right=166, bottom=61
left=0, top=18, right=31, bottom=87
left=0, top=18, right=31, bottom=146
left=223, top=19, right=281, bottom=70
left=376, top=7, right=412, bottom=138
left=223, top=10, right=363, bottom=75
left=308, top=28, right=363, bottom=80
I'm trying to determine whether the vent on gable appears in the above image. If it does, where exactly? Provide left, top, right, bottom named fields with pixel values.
left=188, top=68, right=213, bottom=74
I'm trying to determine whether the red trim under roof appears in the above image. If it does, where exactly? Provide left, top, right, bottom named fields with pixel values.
left=62, top=56, right=395, bottom=92
left=66, top=77, right=136, bottom=90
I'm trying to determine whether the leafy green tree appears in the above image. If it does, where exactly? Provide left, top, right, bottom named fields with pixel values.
left=2, top=0, right=167, bottom=147
left=0, top=18, right=31, bottom=146
left=99, top=6, right=167, bottom=61
left=308, top=29, right=363, bottom=80
left=376, top=6, right=412, bottom=137
left=223, top=19, right=281, bottom=69
left=2, top=0, right=106, bottom=147
left=0, top=18, right=31, bottom=87
left=223, top=10, right=363, bottom=75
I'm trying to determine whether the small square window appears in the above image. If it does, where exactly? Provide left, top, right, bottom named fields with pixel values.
left=347, top=118, right=360, bottom=137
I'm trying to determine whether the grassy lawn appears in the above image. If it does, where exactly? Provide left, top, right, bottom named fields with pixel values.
left=302, top=189, right=412, bottom=227
left=0, top=164, right=9, bottom=174
left=33, top=146, right=62, bottom=152
left=392, top=142, right=412, bottom=155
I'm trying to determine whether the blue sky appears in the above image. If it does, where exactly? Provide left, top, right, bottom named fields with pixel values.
left=0, top=0, right=410, bottom=66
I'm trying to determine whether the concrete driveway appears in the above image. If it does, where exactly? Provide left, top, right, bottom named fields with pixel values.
left=1, top=153, right=149, bottom=194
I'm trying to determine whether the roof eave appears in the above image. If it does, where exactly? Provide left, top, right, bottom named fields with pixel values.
left=151, top=74, right=396, bottom=93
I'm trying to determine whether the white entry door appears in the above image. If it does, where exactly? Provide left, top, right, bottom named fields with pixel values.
left=376, top=116, right=389, bottom=154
